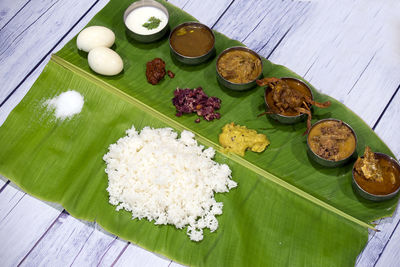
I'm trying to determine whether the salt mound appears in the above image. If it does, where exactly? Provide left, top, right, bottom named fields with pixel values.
left=45, top=90, right=84, bottom=119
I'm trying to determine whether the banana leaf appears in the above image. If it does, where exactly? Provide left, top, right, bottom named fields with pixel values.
left=0, top=0, right=397, bottom=266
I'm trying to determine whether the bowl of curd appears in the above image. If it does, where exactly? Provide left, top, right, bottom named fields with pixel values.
left=123, top=0, right=169, bottom=43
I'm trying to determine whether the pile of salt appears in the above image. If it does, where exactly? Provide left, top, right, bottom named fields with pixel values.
left=45, top=90, right=84, bottom=120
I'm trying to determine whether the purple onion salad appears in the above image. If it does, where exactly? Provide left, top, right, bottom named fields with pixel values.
left=172, top=87, right=221, bottom=122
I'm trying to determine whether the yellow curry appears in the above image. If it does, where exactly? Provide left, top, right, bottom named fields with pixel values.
left=308, top=120, right=356, bottom=161
left=219, top=122, right=270, bottom=156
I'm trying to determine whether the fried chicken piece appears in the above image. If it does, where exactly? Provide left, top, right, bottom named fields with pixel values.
left=354, top=146, right=383, bottom=182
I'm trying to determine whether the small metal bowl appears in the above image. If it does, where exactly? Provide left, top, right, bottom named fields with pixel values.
left=307, top=119, right=357, bottom=167
left=352, top=152, right=400, bottom=201
left=169, top=22, right=215, bottom=65
left=263, top=77, right=313, bottom=124
left=123, top=0, right=169, bottom=43
left=216, top=46, right=263, bottom=91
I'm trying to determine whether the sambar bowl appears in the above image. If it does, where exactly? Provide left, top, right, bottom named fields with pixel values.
left=169, top=22, right=215, bottom=65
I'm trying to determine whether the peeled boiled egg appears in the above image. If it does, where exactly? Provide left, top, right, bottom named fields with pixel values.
left=76, top=26, right=115, bottom=52
left=88, top=47, right=123, bottom=76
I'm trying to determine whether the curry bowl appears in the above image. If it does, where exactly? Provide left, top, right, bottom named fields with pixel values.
left=263, top=77, right=313, bottom=124
left=352, top=150, right=400, bottom=201
left=216, top=46, right=263, bottom=91
left=169, top=22, right=215, bottom=65
left=307, top=118, right=357, bottom=167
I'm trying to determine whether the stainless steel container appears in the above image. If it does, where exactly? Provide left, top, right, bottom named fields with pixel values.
left=123, top=0, right=169, bottom=43
left=307, top=118, right=357, bottom=167
left=263, top=77, right=312, bottom=124
left=352, top=152, right=400, bottom=201
left=216, top=46, right=263, bottom=91
left=169, top=22, right=215, bottom=65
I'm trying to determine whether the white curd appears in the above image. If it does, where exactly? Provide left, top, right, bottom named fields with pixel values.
left=125, top=6, right=168, bottom=35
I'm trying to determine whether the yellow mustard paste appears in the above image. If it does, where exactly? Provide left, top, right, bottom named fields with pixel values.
left=219, top=122, right=270, bottom=156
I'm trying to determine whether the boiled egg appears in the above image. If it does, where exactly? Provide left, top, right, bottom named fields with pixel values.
left=88, top=47, right=123, bottom=76
left=76, top=26, right=115, bottom=52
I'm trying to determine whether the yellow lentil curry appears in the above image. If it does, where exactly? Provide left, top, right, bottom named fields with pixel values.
left=219, top=122, right=270, bottom=156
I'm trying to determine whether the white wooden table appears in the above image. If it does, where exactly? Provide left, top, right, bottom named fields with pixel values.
left=1, top=0, right=399, bottom=266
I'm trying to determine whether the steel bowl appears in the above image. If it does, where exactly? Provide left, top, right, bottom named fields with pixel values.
left=263, top=77, right=313, bottom=124
left=123, top=0, right=169, bottom=43
left=307, top=118, right=358, bottom=167
left=169, top=22, right=215, bottom=65
left=352, top=152, right=400, bottom=201
left=216, top=46, right=263, bottom=91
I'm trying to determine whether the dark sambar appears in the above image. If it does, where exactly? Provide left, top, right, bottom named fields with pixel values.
left=170, top=24, right=214, bottom=57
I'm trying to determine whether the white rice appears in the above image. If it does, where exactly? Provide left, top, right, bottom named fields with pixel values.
left=45, top=90, right=84, bottom=119
left=103, top=126, right=237, bottom=241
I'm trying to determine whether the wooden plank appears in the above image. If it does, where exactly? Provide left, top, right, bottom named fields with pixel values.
left=113, top=243, right=171, bottom=267
left=19, top=212, right=127, bottom=266
left=0, top=175, right=6, bottom=188
left=375, top=214, right=400, bottom=267
left=0, top=183, right=62, bottom=267
left=169, top=262, right=186, bottom=267
left=0, top=0, right=98, bottom=105
left=167, top=0, right=190, bottom=9
left=245, top=1, right=310, bottom=57
left=170, top=0, right=232, bottom=27
left=267, top=0, right=400, bottom=127
left=71, top=228, right=127, bottom=266
left=213, top=0, right=285, bottom=41
left=374, top=89, right=400, bottom=158
left=0, top=0, right=28, bottom=29
left=0, top=61, right=42, bottom=126
left=213, top=0, right=310, bottom=53
left=0, top=183, right=25, bottom=219
left=19, top=212, right=95, bottom=266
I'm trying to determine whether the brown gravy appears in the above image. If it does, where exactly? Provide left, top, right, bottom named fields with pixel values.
left=265, top=78, right=312, bottom=116
left=354, top=152, right=400, bottom=195
left=308, top=120, right=356, bottom=161
left=170, top=25, right=214, bottom=57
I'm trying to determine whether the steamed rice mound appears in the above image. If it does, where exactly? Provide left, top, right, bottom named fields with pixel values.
left=103, top=126, right=237, bottom=241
